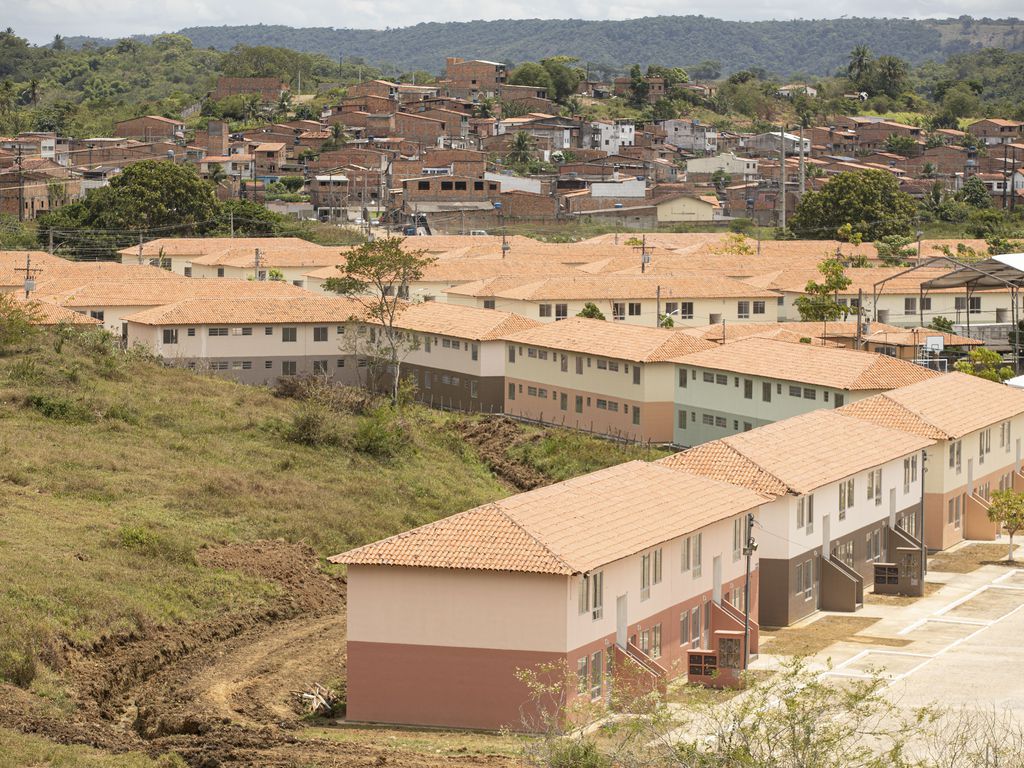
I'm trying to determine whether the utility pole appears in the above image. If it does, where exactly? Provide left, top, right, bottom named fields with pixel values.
left=1004, top=145, right=1010, bottom=211
left=137, top=231, right=144, bottom=265
left=798, top=124, right=806, bottom=196
left=656, top=285, right=660, bottom=328
left=16, top=144, right=24, bottom=223
left=742, top=511, right=758, bottom=670
left=48, top=228, right=53, bottom=255
left=778, top=123, right=786, bottom=232
left=229, top=209, right=234, bottom=238
left=254, top=248, right=263, bottom=280
left=856, top=288, right=864, bottom=349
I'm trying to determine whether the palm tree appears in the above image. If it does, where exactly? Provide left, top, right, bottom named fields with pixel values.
left=26, top=79, right=39, bottom=106
left=847, top=45, right=872, bottom=86
left=276, top=92, right=292, bottom=120
left=506, top=131, right=535, bottom=166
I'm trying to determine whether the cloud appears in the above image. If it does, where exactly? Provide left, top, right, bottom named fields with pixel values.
left=9, top=1, right=1024, bottom=44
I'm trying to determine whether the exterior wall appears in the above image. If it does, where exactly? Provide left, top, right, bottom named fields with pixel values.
left=756, top=454, right=924, bottom=626
left=921, top=417, right=1024, bottom=550
left=656, top=196, right=720, bottom=223
left=446, top=295, right=780, bottom=328
left=777, top=289, right=1013, bottom=327
left=672, top=364, right=876, bottom=446
left=503, top=343, right=677, bottom=441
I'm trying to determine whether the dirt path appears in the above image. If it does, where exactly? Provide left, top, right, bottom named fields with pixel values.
left=0, top=540, right=513, bottom=768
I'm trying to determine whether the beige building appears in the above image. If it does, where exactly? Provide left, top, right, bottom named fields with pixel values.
left=661, top=409, right=932, bottom=626
left=500, top=317, right=714, bottom=442
left=331, top=460, right=766, bottom=730
left=841, top=373, right=1024, bottom=551
left=445, top=275, right=781, bottom=328
left=673, top=337, right=940, bottom=445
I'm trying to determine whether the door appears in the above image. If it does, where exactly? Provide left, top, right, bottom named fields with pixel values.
left=712, top=555, right=722, bottom=604
left=616, top=595, right=627, bottom=648
left=821, top=514, right=831, bottom=559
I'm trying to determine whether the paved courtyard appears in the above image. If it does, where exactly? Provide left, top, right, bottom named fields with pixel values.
left=754, top=551, right=1024, bottom=719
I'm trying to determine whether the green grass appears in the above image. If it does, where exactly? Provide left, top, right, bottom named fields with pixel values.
left=507, top=430, right=672, bottom=483
left=0, top=728, right=180, bottom=768
left=0, top=328, right=651, bottom=689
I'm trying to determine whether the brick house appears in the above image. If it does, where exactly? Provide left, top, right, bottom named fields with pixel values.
left=967, top=118, right=1024, bottom=146
left=212, top=76, right=289, bottom=103
left=444, top=57, right=508, bottom=99
left=114, top=115, right=184, bottom=142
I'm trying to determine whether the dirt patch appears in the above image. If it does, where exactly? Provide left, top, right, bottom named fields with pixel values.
left=0, top=541, right=517, bottom=767
left=863, top=581, right=942, bottom=606
left=452, top=417, right=547, bottom=491
left=760, top=616, right=883, bottom=657
left=928, top=543, right=1018, bottom=573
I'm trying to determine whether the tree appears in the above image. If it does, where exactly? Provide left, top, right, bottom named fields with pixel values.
left=322, top=237, right=436, bottom=404
left=206, top=162, right=227, bottom=185
left=884, top=133, right=918, bottom=157
left=51, top=34, right=65, bottom=51
left=794, top=258, right=852, bottom=333
left=873, top=55, right=910, bottom=99
left=790, top=170, right=917, bottom=240
left=874, top=235, right=916, bottom=266
left=628, top=64, right=649, bottom=108
left=848, top=45, right=874, bottom=88
left=473, top=97, right=496, bottom=118
left=959, top=176, right=991, bottom=208
left=540, top=57, right=582, bottom=102
left=954, top=347, right=1014, bottom=382
left=0, top=293, right=39, bottom=354
left=507, top=131, right=535, bottom=166
left=941, top=83, right=981, bottom=119
left=987, top=489, right=1024, bottom=561
left=577, top=302, right=605, bottom=320
left=929, top=316, right=954, bottom=333
left=689, top=60, right=721, bottom=81
left=508, top=62, right=554, bottom=95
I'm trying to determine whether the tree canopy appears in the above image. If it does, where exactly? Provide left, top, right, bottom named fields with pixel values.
left=790, top=170, right=918, bottom=241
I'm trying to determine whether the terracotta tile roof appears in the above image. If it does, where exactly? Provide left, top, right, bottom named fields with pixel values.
left=657, top=444, right=789, bottom=497
left=749, top=266, right=1002, bottom=295
left=393, top=302, right=541, bottom=341
left=15, top=298, right=100, bottom=326
left=663, top=410, right=934, bottom=496
left=840, top=372, right=1024, bottom=439
left=331, top=461, right=767, bottom=573
left=446, top=274, right=778, bottom=301
left=118, top=238, right=340, bottom=267
left=862, top=327, right=982, bottom=347
left=673, top=336, right=940, bottom=390
left=683, top=320, right=906, bottom=342
left=501, top=316, right=715, bottom=362
left=122, top=296, right=367, bottom=325
left=36, top=277, right=307, bottom=308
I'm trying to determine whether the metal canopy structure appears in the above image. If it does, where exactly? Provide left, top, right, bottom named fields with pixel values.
left=921, top=253, right=1024, bottom=291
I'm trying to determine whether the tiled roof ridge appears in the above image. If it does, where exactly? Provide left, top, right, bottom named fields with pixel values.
left=714, top=441, right=794, bottom=496
left=495, top=503, right=577, bottom=574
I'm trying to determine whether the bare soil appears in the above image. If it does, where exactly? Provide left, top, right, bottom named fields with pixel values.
left=928, top=543, right=1019, bottom=573
left=760, top=616, right=887, bottom=657
left=452, top=416, right=548, bottom=491
left=862, top=581, right=943, bottom=606
left=0, top=541, right=514, bottom=767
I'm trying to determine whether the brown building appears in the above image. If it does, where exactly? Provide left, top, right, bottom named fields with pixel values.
left=212, top=77, right=289, bottom=103
left=114, top=115, right=184, bottom=142
left=444, top=58, right=508, bottom=99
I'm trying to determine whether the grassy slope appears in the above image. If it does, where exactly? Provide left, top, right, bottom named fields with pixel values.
left=0, top=327, right=648, bottom=677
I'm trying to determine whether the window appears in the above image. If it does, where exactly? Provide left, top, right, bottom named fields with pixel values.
left=753, top=300, right=766, bottom=315
left=508, top=382, right=515, bottom=401
left=693, top=532, right=702, bottom=577
left=803, top=388, right=816, bottom=400
left=281, top=361, right=297, bottom=376
left=949, top=440, right=962, bottom=472
left=264, top=360, right=273, bottom=369
left=744, top=379, right=753, bottom=399
left=578, top=575, right=590, bottom=615
left=183, top=267, right=192, bottom=277
left=508, top=345, right=515, bottom=363
left=528, top=347, right=538, bottom=359
left=715, top=373, right=727, bottom=386
left=762, top=382, right=772, bottom=402
left=675, top=302, right=692, bottom=320
left=591, top=571, right=603, bottom=619
left=680, top=611, right=690, bottom=646
left=539, top=304, right=552, bottom=318
left=632, top=406, right=640, bottom=425
left=641, top=553, right=651, bottom=600
left=576, top=657, right=588, bottom=694
left=789, top=385, right=802, bottom=397
left=839, top=478, right=854, bottom=520
left=714, top=416, right=727, bottom=428
left=678, top=368, right=687, bottom=388
left=282, top=327, right=297, bottom=342
left=653, top=548, right=662, bottom=584
left=555, top=304, right=568, bottom=320
left=904, top=297, right=917, bottom=315
left=737, top=301, right=750, bottom=319
left=162, top=329, right=178, bottom=344
left=590, top=650, right=602, bottom=698
left=1001, top=420, right=1012, bottom=451
left=702, top=413, right=714, bottom=425
left=903, top=455, right=919, bottom=492
left=651, top=624, right=662, bottom=659
left=867, top=468, right=882, bottom=505
left=560, top=392, right=568, bottom=411
left=265, top=326, right=273, bottom=336
left=575, top=395, right=583, bottom=413
left=678, top=409, right=686, bottom=429
left=471, top=343, right=479, bottom=362
left=608, top=401, right=619, bottom=412
left=612, top=302, right=625, bottom=321
left=796, top=560, right=813, bottom=597
left=691, top=606, right=701, bottom=644
left=979, top=429, right=992, bottom=464
left=681, top=536, right=691, bottom=571
left=922, top=297, right=932, bottom=311
left=797, top=494, right=815, bottom=532
left=454, top=181, right=467, bottom=191
left=628, top=302, right=641, bottom=316
left=527, top=386, right=538, bottom=397
left=834, top=393, right=844, bottom=408
left=312, top=360, right=328, bottom=374
left=665, top=301, right=678, bottom=317
left=440, top=180, right=454, bottom=191
left=596, top=399, right=607, bottom=410
left=337, top=358, right=345, bottom=368
left=216, top=267, right=225, bottom=277
left=732, top=518, right=742, bottom=561
left=208, top=327, right=228, bottom=337
left=313, top=326, right=328, bottom=342
left=703, top=371, right=714, bottom=383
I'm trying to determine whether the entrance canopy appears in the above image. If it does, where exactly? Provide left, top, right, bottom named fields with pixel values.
left=921, top=253, right=1024, bottom=290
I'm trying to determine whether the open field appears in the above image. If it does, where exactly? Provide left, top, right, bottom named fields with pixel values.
left=0, top=327, right=652, bottom=766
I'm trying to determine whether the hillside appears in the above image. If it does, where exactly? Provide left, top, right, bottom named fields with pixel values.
left=0, top=325, right=661, bottom=765
left=63, top=16, right=1024, bottom=77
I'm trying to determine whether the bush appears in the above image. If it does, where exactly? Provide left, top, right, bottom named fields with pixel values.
left=117, top=525, right=194, bottom=564
left=24, top=393, right=94, bottom=422
left=286, top=400, right=342, bottom=447
left=352, top=405, right=409, bottom=458
left=546, top=738, right=610, bottom=768
left=0, top=635, right=37, bottom=688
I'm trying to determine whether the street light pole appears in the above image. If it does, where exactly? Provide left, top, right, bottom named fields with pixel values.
left=742, top=511, right=758, bottom=670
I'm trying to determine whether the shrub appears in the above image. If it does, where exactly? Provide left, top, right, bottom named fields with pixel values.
left=117, top=525, right=194, bottom=564
left=352, top=405, right=410, bottom=458
left=546, top=738, right=610, bottom=768
left=24, top=393, right=94, bottom=422
left=286, top=400, right=342, bottom=447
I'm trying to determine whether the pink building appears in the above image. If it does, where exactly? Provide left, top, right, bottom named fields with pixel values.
left=331, top=460, right=765, bottom=730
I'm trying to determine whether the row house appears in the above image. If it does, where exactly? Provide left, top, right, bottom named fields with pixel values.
left=587, top=120, right=635, bottom=155
left=671, top=336, right=939, bottom=447
left=661, top=408, right=931, bottom=626
left=331, top=460, right=765, bottom=729
left=346, top=79, right=400, bottom=101
left=308, top=147, right=391, bottom=173
left=0, top=165, right=81, bottom=221
left=967, top=118, right=1024, bottom=147
left=855, top=120, right=924, bottom=154
left=902, top=144, right=977, bottom=177
left=1, top=133, right=70, bottom=166
left=611, top=76, right=666, bottom=103
left=337, top=94, right=396, bottom=114
left=500, top=317, right=715, bottom=442
left=842, top=373, right=1024, bottom=551
left=495, top=114, right=583, bottom=150
left=444, top=274, right=781, bottom=328
left=113, top=115, right=184, bottom=142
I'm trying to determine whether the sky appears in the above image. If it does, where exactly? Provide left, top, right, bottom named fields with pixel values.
left=10, top=1, right=1023, bottom=45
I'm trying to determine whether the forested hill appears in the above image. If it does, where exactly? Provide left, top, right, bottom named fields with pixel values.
left=62, top=16, right=1024, bottom=77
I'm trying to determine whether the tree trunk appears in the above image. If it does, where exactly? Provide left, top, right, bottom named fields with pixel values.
left=1010, top=532, right=1016, bottom=563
